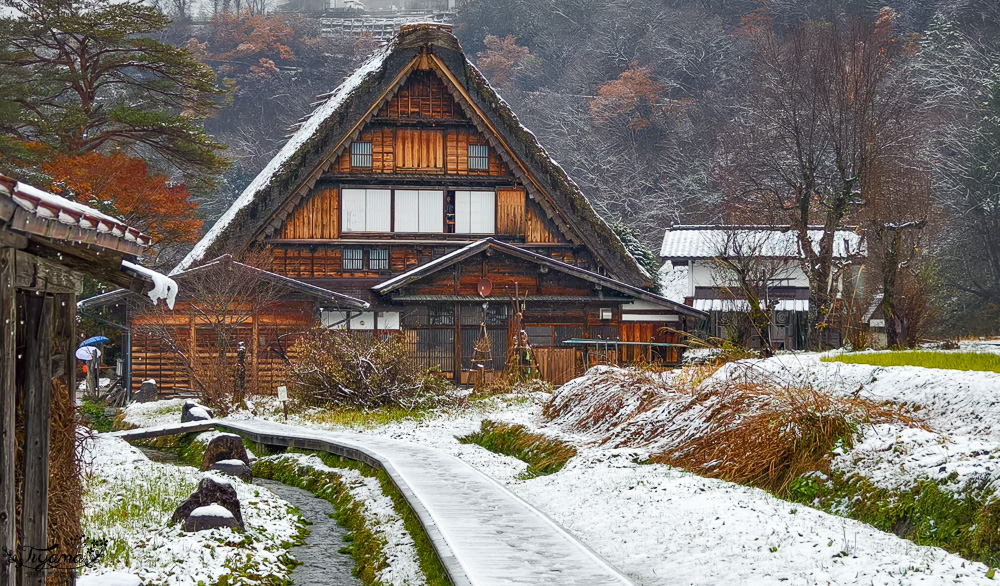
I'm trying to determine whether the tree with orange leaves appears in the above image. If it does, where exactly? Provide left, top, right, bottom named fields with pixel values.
left=476, top=35, right=532, bottom=89
left=43, top=152, right=203, bottom=264
left=589, top=65, right=665, bottom=131
left=209, top=11, right=296, bottom=79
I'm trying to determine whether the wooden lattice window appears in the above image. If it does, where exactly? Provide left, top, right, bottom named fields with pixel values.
left=369, top=248, right=389, bottom=271
left=468, top=144, right=488, bottom=170
left=351, top=141, right=372, bottom=167
left=343, top=248, right=363, bottom=270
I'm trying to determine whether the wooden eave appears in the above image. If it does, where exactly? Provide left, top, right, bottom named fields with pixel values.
left=373, top=238, right=707, bottom=318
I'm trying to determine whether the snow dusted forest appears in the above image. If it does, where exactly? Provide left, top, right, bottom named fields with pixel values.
left=4, top=0, right=1000, bottom=338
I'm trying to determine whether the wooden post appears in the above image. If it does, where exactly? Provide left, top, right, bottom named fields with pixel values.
left=251, top=311, right=258, bottom=392
left=0, top=248, right=16, bottom=586
left=20, top=293, right=52, bottom=586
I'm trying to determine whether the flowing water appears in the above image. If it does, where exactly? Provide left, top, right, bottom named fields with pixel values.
left=255, top=477, right=361, bottom=586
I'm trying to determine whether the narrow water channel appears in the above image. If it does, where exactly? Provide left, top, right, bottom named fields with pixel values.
left=138, top=447, right=360, bottom=586
left=255, top=477, right=361, bottom=586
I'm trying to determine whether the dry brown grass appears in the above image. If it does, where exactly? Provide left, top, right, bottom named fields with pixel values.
left=47, top=378, right=82, bottom=585
left=543, top=363, right=923, bottom=497
left=648, top=378, right=923, bottom=495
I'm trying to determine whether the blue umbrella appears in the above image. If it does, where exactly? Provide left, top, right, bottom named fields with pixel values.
left=78, top=336, right=109, bottom=348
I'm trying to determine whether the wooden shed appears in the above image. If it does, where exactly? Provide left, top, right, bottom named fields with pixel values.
left=0, top=174, right=175, bottom=586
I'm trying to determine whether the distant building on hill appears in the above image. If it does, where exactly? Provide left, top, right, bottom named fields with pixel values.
left=659, top=225, right=866, bottom=350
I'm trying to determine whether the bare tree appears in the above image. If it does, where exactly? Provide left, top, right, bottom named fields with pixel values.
left=132, top=250, right=285, bottom=410
left=724, top=10, right=915, bottom=349
left=708, top=229, right=801, bottom=355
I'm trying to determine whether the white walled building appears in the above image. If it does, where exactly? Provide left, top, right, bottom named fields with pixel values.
left=660, top=225, right=864, bottom=349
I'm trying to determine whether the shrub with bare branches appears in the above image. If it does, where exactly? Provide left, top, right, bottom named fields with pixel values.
left=287, top=330, right=451, bottom=410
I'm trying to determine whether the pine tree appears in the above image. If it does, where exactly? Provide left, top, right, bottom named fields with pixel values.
left=0, top=0, right=228, bottom=180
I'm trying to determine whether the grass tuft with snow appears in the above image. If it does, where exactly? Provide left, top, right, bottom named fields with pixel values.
left=458, top=419, right=576, bottom=478
left=80, top=435, right=304, bottom=586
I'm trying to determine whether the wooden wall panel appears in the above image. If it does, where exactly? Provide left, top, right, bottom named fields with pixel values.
left=497, top=188, right=526, bottom=236
left=395, top=129, right=444, bottom=172
left=526, top=202, right=560, bottom=243
left=379, top=69, right=459, bottom=120
left=281, top=188, right=339, bottom=240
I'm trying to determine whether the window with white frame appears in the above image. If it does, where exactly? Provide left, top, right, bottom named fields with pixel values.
left=468, top=144, right=488, bottom=170
left=454, top=190, right=495, bottom=234
left=394, top=190, right=443, bottom=233
left=351, top=141, right=372, bottom=167
left=342, top=188, right=390, bottom=232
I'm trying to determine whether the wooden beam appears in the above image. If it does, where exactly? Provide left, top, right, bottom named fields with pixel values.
left=20, top=293, right=52, bottom=586
left=0, top=248, right=15, bottom=586
left=13, top=251, right=79, bottom=294
left=22, top=239, right=126, bottom=290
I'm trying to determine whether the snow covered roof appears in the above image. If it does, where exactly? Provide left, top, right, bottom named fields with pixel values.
left=0, top=174, right=150, bottom=254
left=373, top=238, right=706, bottom=318
left=80, top=254, right=368, bottom=311
left=692, top=299, right=809, bottom=312
left=660, top=225, right=863, bottom=260
left=1, top=174, right=178, bottom=307
left=173, top=24, right=650, bottom=286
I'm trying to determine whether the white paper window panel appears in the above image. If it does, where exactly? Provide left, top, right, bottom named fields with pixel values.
left=342, top=189, right=390, bottom=231
left=455, top=190, right=495, bottom=234
left=365, top=189, right=391, bottom=231
left=350, top=312, right=375, bottom=330
left=378, top=311, right=401, bottom=330
left=321, top=310, right=349, bottom=329
left=341, top=189, right=366, bottom=232
left=394, top=190, right=443, bottom=232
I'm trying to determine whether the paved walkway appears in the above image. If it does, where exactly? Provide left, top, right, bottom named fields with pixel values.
left=113, top=419, right=635, bottom=586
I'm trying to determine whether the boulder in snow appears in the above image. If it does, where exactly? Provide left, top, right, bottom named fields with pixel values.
left=133, top=380, right=157, bottom=403
left=183, top=504, right=242, bottom=532
left=209, top=459, right=253, bottom=482
left=181, top=400, right=214, bottom=423
left=201, top=433, right=250, bottom=470
left=170, top=476, right=244, bottom=531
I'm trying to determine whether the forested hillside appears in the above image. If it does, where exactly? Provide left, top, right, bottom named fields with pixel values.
left=3, top=0, right=1000, bottom=334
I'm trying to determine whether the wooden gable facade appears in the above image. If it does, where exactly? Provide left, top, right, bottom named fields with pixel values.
left=117, top=24, right=706, bottom=391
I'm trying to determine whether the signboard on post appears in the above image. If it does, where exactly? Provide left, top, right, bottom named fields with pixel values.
left=276, top=385, right=289, bottom=420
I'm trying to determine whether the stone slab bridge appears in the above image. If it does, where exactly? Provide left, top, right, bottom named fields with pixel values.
left=110, top=419, right=636, bottom=586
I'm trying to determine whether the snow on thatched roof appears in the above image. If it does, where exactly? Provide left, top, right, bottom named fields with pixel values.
left=174, top=24, right=650, bottom=286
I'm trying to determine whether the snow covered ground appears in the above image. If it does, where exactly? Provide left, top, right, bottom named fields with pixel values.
left=79, top=434, right=302, bottom=586
left=712, top=352, right=1000, bottom=492
left=115, top=360, right=1000, bottom=585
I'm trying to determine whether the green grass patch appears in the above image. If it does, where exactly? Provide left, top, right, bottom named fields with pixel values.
left=254, top=451, right=452, bottom=586
left=299, top=406, right=433, bottom=428
left=789, top=471, right=1000, bottom=567
left=822, top=351, right=1000, bottom=372
left=458, top=420, right=576, bottom=479
left=313, top=452, right=452, bottom=586
left=83, top=467, right=199, bottom=567
left=80, top=400, right=115, bottom=433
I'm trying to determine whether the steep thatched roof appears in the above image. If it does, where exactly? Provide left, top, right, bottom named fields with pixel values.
left=175, top=24, right=650, bottom=286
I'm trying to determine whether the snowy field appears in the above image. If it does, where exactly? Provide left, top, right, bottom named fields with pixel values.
left=79, top=434, right=302, bottom=586
left=114, top=354, right=1000, bottom=586
left=715, top=351, right=1000, bottom=492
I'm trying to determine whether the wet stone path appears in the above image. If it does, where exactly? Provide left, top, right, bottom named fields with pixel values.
left=255, top=478, right=361, bottom=586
